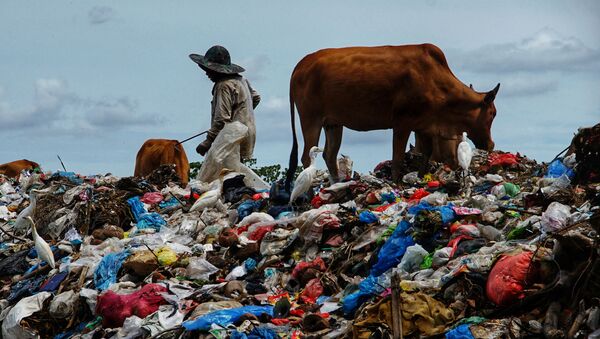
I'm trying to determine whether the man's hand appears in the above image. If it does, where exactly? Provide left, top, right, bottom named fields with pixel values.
left=196, top=140, right=211, bottom=156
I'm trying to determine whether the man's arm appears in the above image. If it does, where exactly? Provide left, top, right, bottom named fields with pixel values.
left=247, top=79, right=260, bottom=109
left=206, top=84, right=234, bottom=143
left=197, top=83, right=234, bottom=155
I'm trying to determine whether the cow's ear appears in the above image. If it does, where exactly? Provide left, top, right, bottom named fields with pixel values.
left=484, top=83, right=500, bottom=104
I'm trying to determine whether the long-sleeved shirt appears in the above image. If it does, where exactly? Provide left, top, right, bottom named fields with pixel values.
left=206, top=75, right=260, bottom=159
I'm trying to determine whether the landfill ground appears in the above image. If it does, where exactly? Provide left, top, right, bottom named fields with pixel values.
left=0, top=124, right=599, bottom=339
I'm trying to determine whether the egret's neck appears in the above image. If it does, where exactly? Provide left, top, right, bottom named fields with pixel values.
left=308, top=153, right=319, bottom=166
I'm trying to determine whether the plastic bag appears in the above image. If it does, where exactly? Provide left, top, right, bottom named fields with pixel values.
left=156, top=246, right=178, bottom=266
left=541, top=202, right=571, bottom=233
left=398, top=244, right=429, bottom=273
left=197, top=122, right=269, bottom=190
left=186, top=257, right=219, bottom=280
left=486, top=251, right=534, bottom=306
left=96, top=283, right=168, bottom=328
left=2, top=291, right=51, bottom=338
left=359, top=211, right=378, bottom=223
left=371, top=221, right=415, bottom=276
left=182, top=305, right=273, bottom=331
left=127, top=196, right=166, bottom=231
left=141, top=192, right=164, bottom=204
left=545, top=159, right=574, bottom=179
left=94, top=250, right=130, bottom=291
left=445, top=324, right=474, bottom=339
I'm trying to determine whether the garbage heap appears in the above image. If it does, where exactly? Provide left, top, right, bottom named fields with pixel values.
left=0, top=139, right=599, bottom=338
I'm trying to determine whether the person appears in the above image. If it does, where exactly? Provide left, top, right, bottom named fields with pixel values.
left=189, top=45, right=260, bottom=160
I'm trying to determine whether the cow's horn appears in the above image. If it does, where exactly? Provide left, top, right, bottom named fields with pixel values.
left=484, top=83, right=500, bottom=104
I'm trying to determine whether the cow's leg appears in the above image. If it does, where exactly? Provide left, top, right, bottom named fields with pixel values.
left=300, top=120, right=323, bottom=168
left=414, top=132, right=433, bottom=159
left=392, top=126, right=411, bottom=182
left=323, top=125, right=343, bottom=183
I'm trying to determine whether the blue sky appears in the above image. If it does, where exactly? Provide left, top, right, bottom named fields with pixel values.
left=1, top=1, right=599, bottom=176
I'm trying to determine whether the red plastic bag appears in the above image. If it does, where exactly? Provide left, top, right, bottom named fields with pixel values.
left=489, top=153, right=519, bottom=167
left=96, top=283, right=168, bottom=327
left=300, top=278, right=323, bottom=304
left=408, top=188, right=430, bottom=202
left=248, top=225, right=275, bottom=242
left=292, top=257, right=326, bottom=279
left=486, top=251, right=534, bottom=306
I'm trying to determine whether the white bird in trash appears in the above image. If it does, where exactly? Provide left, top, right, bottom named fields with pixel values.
left=27, top=216, right=55, bottom=269
left=457, top=131, right=473, bottom=177
left=290, top=146, right=324, bottom=204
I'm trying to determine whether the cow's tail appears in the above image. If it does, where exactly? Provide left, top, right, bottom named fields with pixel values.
left=284, top=86, right=298, bottom=192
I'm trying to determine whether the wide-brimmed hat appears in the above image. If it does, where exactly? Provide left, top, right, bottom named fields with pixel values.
left=189, top=45, right=245, bottom=74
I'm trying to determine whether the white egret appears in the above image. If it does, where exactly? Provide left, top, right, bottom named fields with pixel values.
left=27, top=216, right=55, bottom=269
left=13, top=189, right=39, bottom=234
left=457, top=131, right=473, bottom=176
left=290, top=146, right=323, bottom=204
left=189, top=168, right=233, bottom=212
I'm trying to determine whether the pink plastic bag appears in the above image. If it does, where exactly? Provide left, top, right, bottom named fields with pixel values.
left=140, top=192, right=164, bottom=204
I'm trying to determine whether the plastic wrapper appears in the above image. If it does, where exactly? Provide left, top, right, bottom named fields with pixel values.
left=371, top=220, right=415, bottom=276
left=398, top=244, right=429, bottom=273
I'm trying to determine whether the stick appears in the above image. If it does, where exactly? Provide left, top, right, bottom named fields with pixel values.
left=0, top=221, right=30, bottom=242
left=175, top=131, right=209, bottom=145
left=391, top=272, right=403, bottom=339
left=143, top=242, right=161, bottom=264
left=57, top=155, right=67, bottom=172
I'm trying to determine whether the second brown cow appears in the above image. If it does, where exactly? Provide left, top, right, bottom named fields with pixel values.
left=134, top=139, right=190, bottom=185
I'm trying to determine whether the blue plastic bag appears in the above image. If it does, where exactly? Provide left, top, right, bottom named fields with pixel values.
left=230, top=328, right=278, bottom=339
left=408, top=202, right=456, bottom=225
left=359, top=210, right=378, bottom=223
left=182, top=305, right=273, bottom=331
left=370, top=221, right=415, bottom=276
left=545, top=159, right=574, bottom=179
left=53, top=171, right=84, bottom=185
left=445, top=324, right=474, bottom=339
left=127, top=196, right=166, bottom=231
left=238, top=200, right=261, bottom=220
left=94, top=250, right=130, bottom=290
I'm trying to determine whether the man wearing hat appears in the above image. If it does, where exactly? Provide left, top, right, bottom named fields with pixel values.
left=190, top=45, right=260, bottom=159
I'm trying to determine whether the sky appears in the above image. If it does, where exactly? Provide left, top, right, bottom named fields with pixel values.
left=1, top=1, right=599, bottom=176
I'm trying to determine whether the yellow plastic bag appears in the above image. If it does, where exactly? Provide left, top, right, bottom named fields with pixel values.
left=155, top=246, right=178, bottom=266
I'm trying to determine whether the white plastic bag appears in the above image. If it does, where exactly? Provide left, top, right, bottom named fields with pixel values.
left=541, top=202, right=571, bottom=233
left=398, top=244, right=429, bottom=273
left=197, top=122, right=268, bottom=190
left=186, top=257, right=219, bottom=280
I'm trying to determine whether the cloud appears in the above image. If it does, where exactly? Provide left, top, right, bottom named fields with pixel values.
left=240, top=55, right=270, bottom=82
left=88, top=6, right=116, bottom=25
left=499, top=77, right=558, bottom=98
left=460, top=28, right=600, bottom=73
left=0, top=79, right=69, bottom=128
left=0, top=79, right=162, bottom=132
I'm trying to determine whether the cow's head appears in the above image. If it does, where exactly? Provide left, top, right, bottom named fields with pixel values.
left=469, top=83, right=499, bottom=152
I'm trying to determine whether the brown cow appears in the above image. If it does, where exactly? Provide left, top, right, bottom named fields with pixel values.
left=0, top=159, right=40, bottom=179
left=134, top=139, right=190, bottom=185
left=286, top=44, right=499, bottom=183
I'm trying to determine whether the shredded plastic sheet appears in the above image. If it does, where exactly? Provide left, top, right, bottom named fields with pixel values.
left=182, top=305, right=273, bottom=331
